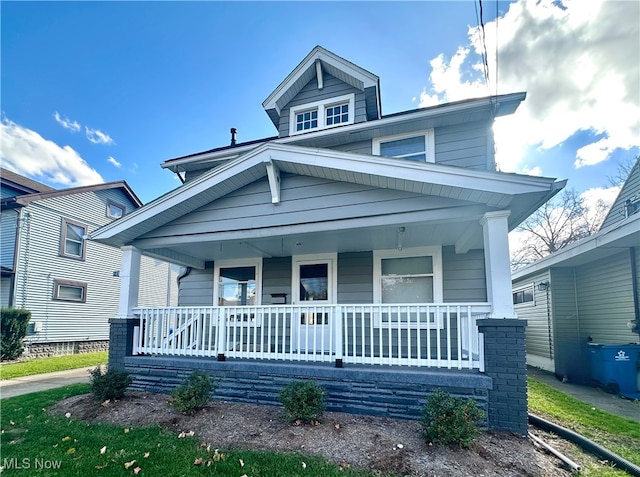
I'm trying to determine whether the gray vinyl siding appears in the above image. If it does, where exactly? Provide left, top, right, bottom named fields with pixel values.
left=178, top=262, right=214, bottom=306
left=574, top=251, right=636, bottom=344
left=337, top=252, right=373, bottom=304
left=145, top=174, right=475, bottom=240
left=278, top=73, right=366, bottom=138
left=0, top=210, right=18, bottom=269
left=1, top=277, right=11, bottom=307
left=601, top=159, right=640, bottom=229
left=331, top=140, right=372, bottom=155
left=138, top=258, right=179, bottom=307
left=435, top=122, right=490, bottom=170
left=513, top=272, right=553, bottom=368
left=549, top=268, right=582, bottom=380
left=262, top=257, right=292, bottom=305
left=442, top=246, right=486, bottom=302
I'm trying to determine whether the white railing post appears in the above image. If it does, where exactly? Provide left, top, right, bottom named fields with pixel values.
left=133, top=326, right=140, bottom=355
left=216, top=309, right=227, bottom=361
left=334, top=306, right=343, bottom=367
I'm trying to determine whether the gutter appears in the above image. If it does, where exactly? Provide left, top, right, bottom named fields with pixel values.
left=630, top=247, right=640, bottom=339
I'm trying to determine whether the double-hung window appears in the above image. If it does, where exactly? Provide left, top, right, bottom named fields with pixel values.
left=214, top=259, right=262, bottom=324
left=372, top=130, right=435, bottom=163
left=289, top=93, right=355, bottom=135
left=373, top=247, right=443, bottom=327
left=60, top=219, right=87, bottom=260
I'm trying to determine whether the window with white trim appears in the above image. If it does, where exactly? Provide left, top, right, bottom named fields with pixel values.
left=53, top=279, right=87, bottom=303
left=106, top=200, right=126, bottom=219
left=372, top=130, right=435, bottom=163
left=373, top=247, right=444, bottom=327
left=60, top=219, right=87, bottom=260
left=373, top=247, right=443, bottom=304
left=289, top=94, right=355, bottom=135
left=512, top=285, right=534, bottom=305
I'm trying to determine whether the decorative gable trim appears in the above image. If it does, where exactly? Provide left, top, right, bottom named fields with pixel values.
left=262, top=46, right=380, bottom=128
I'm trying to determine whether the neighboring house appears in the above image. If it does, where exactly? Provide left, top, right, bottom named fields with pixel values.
left=92, top=46, right=565, bottom=433
left=512, top=158, right=640, bottom=388
left=0, top=168, right=179, bottom=357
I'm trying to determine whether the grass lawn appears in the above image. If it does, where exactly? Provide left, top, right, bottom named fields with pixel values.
left=0, top=351, right=108, bottom=380
left=528, top=377, right=640, bottom=475
left=0, top=384, right=376, bottom=477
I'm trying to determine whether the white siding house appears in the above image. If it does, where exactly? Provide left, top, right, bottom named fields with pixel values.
left=0, top=169, right=178, bottom=357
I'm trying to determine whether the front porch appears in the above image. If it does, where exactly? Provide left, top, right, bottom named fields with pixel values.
left=132, top=303, right=489, bottom=370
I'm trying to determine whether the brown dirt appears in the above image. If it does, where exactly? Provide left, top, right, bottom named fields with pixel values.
left=49, top=391, right=577, bottom=476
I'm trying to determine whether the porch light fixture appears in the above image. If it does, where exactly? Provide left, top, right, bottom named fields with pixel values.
left=537, top=281, right=549, bottom=292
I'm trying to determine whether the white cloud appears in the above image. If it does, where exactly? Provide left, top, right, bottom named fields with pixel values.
left=107, top=156, right=122, bottom=168
left=419, top=0, right=640, bottom=173
left=522, top=166, right=542, bottom=177
left=0, top=117, right=103, bottom=187
left=85, top=127, right=114, bottom=145
left=53, top=112, right=81, bottom=132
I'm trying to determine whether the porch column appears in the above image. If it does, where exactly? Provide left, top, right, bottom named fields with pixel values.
left=109, top=245, right=141, bottom=371
left=480, top=211, right=516, bottom=319
left=117, top=245, right=141, bottom=318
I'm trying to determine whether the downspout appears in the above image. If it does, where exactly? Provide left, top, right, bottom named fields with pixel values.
left=9, top=208, right=22, bottom=307
left=630, top=247, right=640, bottom=341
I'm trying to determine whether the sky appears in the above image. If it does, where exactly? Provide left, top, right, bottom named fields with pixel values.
left=2, top=1, right=639, bottom=223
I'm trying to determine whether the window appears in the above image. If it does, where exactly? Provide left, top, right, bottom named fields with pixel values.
left=373, top=247, right=443, bottom=304
left=60, top=219, right=87, bottom=260
left=214, top=259, right=262, bottom=307
left=289, top=93, right=355, bottom=135
left=512, top=285, right=534, bottom=305
left=106, top=200, right=126, bottom=219
left=372, top=130, right=435, bottom=163
left=53, top=279, right=87, bottom=303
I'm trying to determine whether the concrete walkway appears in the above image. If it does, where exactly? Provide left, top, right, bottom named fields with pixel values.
left=528, top=366, right=639, bottom=422
left=0, top=367, right=93, bottom=399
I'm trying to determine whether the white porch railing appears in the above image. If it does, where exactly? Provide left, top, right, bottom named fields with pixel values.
left=132, top=303, right=490, bottom=370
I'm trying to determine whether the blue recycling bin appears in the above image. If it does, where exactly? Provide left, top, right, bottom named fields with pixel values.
left=588, top=343, right=640, bottom=399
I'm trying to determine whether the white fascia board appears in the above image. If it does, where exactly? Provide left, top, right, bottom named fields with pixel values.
left=266, top=143, right=560, bottom=196
left=163, top=93, right=526, bottom=172
left=262, top=46, right=379, bottom=112
left=511, top=213, right=640, bottom=280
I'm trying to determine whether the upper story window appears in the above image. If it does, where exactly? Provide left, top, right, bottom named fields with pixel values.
left=60, top=218, right=87, bottom=260
left=106, top=200, right=126, bottom=219
left=372, top=130, right=435, bottom=163
left=289, top=93, right=355, bottom=136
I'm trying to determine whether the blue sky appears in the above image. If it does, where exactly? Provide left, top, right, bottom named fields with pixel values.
left=2, top=0, right=639, bottom=213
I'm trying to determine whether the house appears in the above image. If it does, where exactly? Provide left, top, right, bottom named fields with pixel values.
left=92, top=46, right=565, bottom=433
left=512, top=158, right=640, bottom=396
left=0, top=168, right=179, bottom=357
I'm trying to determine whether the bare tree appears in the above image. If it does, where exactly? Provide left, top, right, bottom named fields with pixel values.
left=510, top=189, right=603, bottom=269
left=607, top=156, right=637, bottom=187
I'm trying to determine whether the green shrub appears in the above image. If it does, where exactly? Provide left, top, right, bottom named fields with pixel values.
left=279, top=380, right=326, bottom=423
left=421, top=389, right=484, bottom=448
left=170, top=370, right=214, bottom=414
left=1, top=308, right=31, bottom=361
left=90, top=366, right=132, bottom=402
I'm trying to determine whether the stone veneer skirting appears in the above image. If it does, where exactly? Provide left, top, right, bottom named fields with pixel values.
left=124, top=355, right=492, bottom=423
left=23, top=340, right=109, bottom=358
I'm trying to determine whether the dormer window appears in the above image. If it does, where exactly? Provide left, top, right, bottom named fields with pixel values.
left=289, top=93, right=355, bottom=136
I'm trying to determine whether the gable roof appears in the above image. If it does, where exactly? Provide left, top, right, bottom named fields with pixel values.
left=92, top=142, right=564, bottom=267
left=0, top=168, right=56, bottom=195
left=0, top=181, right=142, bottom=209
left=600, top=156, right=640, bottom=229
left=262, top=46, right=381, bottom=129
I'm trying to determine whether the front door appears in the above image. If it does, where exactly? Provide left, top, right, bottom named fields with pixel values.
left=292, top=254, right=336, bottom=352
